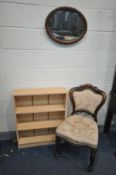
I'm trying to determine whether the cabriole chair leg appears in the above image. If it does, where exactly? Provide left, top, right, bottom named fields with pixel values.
left=88, top=148, right=97, bottom=172
left=55, top=135, right=61, bottom=159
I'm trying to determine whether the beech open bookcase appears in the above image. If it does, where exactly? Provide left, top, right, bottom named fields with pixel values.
left=13, top=87, right=67, bottom=148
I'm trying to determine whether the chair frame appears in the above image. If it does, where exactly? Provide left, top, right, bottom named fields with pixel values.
left=55, top=84, right=106, bottom=172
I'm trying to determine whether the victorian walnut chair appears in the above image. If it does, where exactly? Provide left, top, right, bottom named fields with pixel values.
left=55, top=84, right=106, bottom=172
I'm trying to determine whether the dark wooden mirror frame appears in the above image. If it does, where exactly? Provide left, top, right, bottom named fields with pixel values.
left=45, top=6, right=87, bottom=45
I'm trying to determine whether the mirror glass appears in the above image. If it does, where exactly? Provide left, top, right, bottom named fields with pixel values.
left=45, top=7, right=87, bottom=44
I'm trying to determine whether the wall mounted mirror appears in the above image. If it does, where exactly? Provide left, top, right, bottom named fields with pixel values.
left=45, top=7, right=87, bottom=45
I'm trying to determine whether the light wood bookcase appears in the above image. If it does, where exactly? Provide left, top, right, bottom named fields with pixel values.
left=13, top=87, right=67, bottom=148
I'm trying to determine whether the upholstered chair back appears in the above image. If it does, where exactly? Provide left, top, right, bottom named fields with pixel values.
left=69, top=84, right=106, bottom=121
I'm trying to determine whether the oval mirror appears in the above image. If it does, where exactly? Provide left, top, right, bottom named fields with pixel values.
left=45, top=7, right=87, bottom=45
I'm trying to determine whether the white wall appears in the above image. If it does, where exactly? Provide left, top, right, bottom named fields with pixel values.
left=0, top=0, right=116, bottom=132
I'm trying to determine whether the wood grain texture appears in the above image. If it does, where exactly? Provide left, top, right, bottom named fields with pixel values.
left=19, top=134, right=55, bottom=145
left=14, top=87, right=66, bottom=96
left=16, top=104, right=65, bottom=114
left=49, top=94, right=65, bottom=104
left=14, top=87, right=66, bottom=148
left=18, top=141, right=55, bottom=148
left=17, top=119, right=64, bottom=131
left=15, top=96, right=32, bottom=106
left=17, top=114, right=33, bottom=123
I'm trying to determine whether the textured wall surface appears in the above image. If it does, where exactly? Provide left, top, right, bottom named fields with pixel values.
left=0, top=0, right=116, bottom=131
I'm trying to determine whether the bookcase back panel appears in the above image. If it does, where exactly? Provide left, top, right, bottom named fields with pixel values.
left=15, top=96, right=32, bottom=107
left=17, top=114, right=33, bottom=123
left=49, top=111, right=65, bottom=120
left=34, top=112, right=49, bottom=121
left=49, top=94, right=65, bottom=105
left=34, top=128, right=49, bottom=136
left=33, top=95, right=48, bottom=105
left=19, top=130, right=33, bottom=137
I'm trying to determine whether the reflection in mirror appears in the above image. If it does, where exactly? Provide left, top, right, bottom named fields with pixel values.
left=45, top=7, right=87, bottom=44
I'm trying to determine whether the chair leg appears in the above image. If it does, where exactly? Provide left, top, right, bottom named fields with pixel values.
left=88, top=148, right=97, bottom=172
left=55, top=135, right=62, bottom=159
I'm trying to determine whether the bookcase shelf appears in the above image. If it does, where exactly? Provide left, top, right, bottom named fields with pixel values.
left=16, top=104, right=65, bottom=114
left=13, top=87, right=67, bottom=148
left=19, top=134, right=55, bottom=145
left=17, top=119, right=64, bottom=131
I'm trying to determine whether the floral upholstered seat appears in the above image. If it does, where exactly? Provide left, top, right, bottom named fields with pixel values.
left=56, top=115, right=98, bottom=148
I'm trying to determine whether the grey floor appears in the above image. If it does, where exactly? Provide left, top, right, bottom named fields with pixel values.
left=0, top=132, right=116, bottom=175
